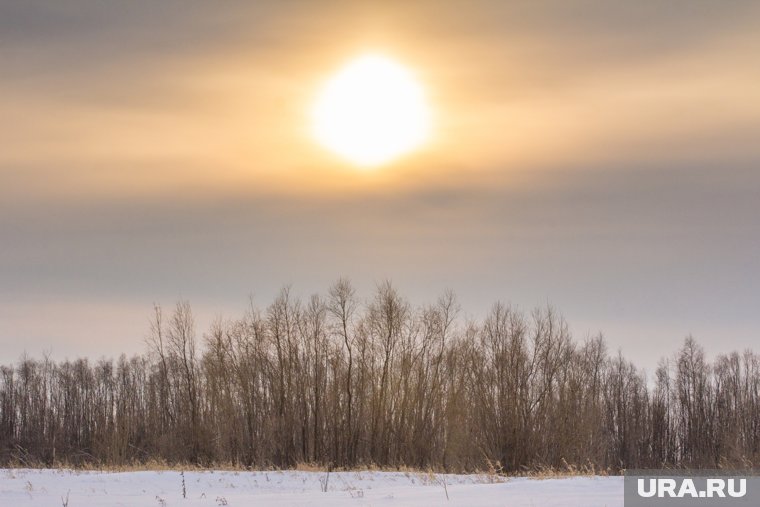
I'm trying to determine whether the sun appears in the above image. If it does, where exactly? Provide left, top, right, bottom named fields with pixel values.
left=312, top=54, right=431, bottom=168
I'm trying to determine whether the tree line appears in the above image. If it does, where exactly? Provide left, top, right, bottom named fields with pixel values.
left=1, top=280, right=758, bottom=472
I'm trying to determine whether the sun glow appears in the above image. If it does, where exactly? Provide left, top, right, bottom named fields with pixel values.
left=312, top=54, right=431, bottom=168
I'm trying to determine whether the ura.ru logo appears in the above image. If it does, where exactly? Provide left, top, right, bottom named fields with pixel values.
left=637, top=478, right=746, bottom=499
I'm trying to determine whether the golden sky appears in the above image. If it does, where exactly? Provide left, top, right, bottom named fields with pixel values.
left=2, top=0, right=760, bottom=368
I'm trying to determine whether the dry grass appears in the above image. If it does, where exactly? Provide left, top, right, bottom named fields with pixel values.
left=1, top=457, right=611, bottom=479
left=513, top=459, right=613, bottom=479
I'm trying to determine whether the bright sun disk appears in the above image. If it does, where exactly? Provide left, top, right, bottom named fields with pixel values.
left=312, top=54, right=431, bottom=168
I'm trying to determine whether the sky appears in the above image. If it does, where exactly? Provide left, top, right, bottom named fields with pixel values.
left=2, top=0, right=759, bottom=372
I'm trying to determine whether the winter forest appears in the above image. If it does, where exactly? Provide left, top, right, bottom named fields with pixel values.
left=1, top=280, right=758, bottom=473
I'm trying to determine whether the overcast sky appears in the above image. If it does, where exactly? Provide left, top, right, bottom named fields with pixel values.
left=2, top=0, right=759, bottom=371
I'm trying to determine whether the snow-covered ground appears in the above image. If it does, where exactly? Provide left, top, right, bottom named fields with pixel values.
left=1, top=468, right=622, bottom=506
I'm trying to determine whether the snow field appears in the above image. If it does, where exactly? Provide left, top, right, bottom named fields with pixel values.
left=0, top=468, right=623, bottom=506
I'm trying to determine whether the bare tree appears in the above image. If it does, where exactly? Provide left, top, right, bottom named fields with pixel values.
left=1, top=282, right=759, bottom=472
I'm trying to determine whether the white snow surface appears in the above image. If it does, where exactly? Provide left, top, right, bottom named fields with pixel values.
left=1, top=468, right=623, bottom=506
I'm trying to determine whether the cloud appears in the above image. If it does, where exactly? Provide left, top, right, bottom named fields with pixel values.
left=2, top=1, right=760, bottom=366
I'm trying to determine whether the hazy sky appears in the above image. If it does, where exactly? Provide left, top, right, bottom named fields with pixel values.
left=2, top=0, right=759, bottom=371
